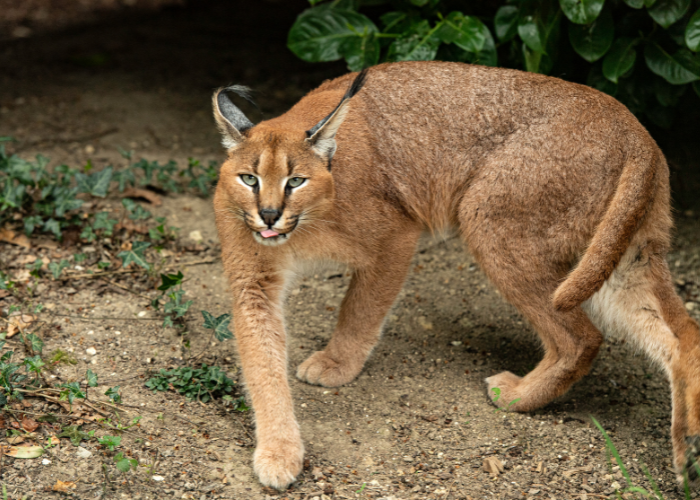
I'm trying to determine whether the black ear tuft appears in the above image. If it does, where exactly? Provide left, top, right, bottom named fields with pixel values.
left=306, top=68, right=369, bottom=138
left=344, top=67, right=369, bottom=100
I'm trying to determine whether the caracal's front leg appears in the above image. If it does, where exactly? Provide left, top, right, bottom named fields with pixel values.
left=229, top=262, right=302, bottom=489
left=297, top=230, right=420, bottom=387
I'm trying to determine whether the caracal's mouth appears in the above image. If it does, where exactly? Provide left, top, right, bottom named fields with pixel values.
left=252, top=228, right=291, bottom=246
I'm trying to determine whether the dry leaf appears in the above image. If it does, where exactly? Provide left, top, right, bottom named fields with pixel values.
left=312, top=466, right=325, bottom=480
left=482, top=456, right=504, bottom=475
left=47, top=436, right=60, bottom=446
left=6, top=314, right=36, bottom=338
left=7, top=435, right=25, bottom=445
left=21, top=416, right=39, bottom=432
left=0, top=227, right=30, bottom=248
left=4, top=444, right=43, bottom=458
left=115, top=220, right=147, bottom=234
left=563, top=465, right=593, bottom=477
left=122, top=187, right=162, bottom=206
left=52, top=480, right=77, bottom=492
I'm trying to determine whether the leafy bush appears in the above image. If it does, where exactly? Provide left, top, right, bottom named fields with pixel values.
left=288, top=0, right=700, bottom=127
left=145, top=364, right=236, bottom=403
left=0, top=139, right=216, bottom=240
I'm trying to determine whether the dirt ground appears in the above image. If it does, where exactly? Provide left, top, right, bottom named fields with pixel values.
left=1, top=2, right=700, bottom=499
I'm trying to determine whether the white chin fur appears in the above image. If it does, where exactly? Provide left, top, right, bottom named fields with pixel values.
left=253, top=232, right=290, bottom=247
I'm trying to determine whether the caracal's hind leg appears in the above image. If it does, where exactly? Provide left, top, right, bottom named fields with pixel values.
left=296, top=229, right=420, bottom=387
left=481, top=270, right=603, bottom=412
left=586, top=239, right=700, bottom=486
left=459, top=208, right=603, bottom=410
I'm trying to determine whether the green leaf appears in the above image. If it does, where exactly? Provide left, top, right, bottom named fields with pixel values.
left=387, top=19, right=441, bottom=61
left=59, top=425, right=90, bottom=446
left=86, top=369, right=98, bottom=387
left=340, top=32, right=380, bottom=71
left=158, top=271, right=184, bottom=291
left=569, top=8, right=614, bottom=62
left=201, top=311, right=234, bottom=342
left=686, top=8, right=700, bottom=51
left=654, top=77, right=687, bottom=105
left=23, top=215, right=43, bottom=236
left=648, top=0, right=691, bottom=29
left=23, top=355, right=45, bottom=374
left=26, top=333, right=44, bottom=354
left=117, top=241, right=151, bottom=270
left=48, top=259, right=70, bottom=279
left=105, top=386, right=122, bottom=404
left=623, top=0, right=645, bottom=8
left=115, top=456, right=133, bottom=473
left=59, top=382, right=86, bottom=404
left=518, top=14, right=544, bottom=53
left=694, top=80, right=700, bottom=97
left=288, top=5, right=378, bottom=63
left=602, top=37, right=638, bottom=83
left=586, top=64, right=617, bottom=97
left=93, top=212, right=118, bottom=235
left=436, top=12, right=485, bottom=53
left=75, top=166, right=113, bottom=197
left=43, top=218, right=61, bottom=239
left=559, top=0, right=605, bottom=25
left=495, top=5, right=519, bottom=42
left=98, top=435, right=121, bottom=451
left=645, top=42, right=700, bottom=84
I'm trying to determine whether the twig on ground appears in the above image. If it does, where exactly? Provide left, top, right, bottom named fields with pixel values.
left=100, top=277, right=152, bottom=301
left=50, top=313, right=161, bottom=322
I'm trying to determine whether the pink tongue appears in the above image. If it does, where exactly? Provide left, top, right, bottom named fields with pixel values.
left=260, top=229, right=279, bottom=238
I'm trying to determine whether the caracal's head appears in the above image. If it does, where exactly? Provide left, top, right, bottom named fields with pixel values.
left=212, top=70, right=367, bottom=247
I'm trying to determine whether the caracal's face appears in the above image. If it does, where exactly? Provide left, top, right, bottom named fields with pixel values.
left=220, top=130, right=335, bottom=247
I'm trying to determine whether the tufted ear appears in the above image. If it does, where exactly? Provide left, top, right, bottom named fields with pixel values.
left=212, top=86, right=255, bottom=150
left=305, top=68, right=368, bottom=164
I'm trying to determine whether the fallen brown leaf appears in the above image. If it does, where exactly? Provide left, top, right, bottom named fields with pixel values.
left=122, top=187, right=162, bottom=206
left=7, top=435, right=25, bottom=445
left=311, top=466, right=325, bottom=480
left=21, top=416, right=39, bottom=432
left=482, top=456, right=504, bottom=475
left=52, top=480, right=77, bottom=492
left=0, top=227, right=30, bottom=248
left=6, top=314, right=36, bottom=338
left=115, top=220, right=148, bottom=234
left=4, top=444, right=43, bottom=458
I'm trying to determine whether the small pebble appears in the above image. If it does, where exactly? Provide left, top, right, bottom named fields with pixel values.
left=152, top=475, right=165, bottom=481
left=86, top=347, right=97, bottom=356
left=76, top=447, right=92, bottom=459
left=42, top=459, right=51, bottom=465
left=138, top=311, right=147, bottom=317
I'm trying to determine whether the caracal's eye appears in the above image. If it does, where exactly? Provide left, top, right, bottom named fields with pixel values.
left=241, top=174, right=258, bottom=187
left=287, top=177, right=305, bottom=188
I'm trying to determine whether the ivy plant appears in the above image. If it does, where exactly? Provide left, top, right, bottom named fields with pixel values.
left=288, top=0, right=700, bottom=127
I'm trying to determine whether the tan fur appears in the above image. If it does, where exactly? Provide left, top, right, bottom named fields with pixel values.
left=211, top=61, right=700, bottom=489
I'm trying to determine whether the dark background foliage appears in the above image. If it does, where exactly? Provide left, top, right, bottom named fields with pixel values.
left=288, top=0, right=700, bottom=130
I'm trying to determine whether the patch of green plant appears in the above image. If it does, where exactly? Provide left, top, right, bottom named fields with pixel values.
left=48, top=349, right=78, bottom=367
left=145, top=364, right=237, bottom=403
left=98, top=434, right=122, bottom=451
left=591, top=415, right=690, bottom=499
left=114, top=452, right=138, bottom=473
left=288, top=0, right=700, bottom=127
left=59, top=425, right=95, bottom=446
left=1, top=139, right=215, bottom=244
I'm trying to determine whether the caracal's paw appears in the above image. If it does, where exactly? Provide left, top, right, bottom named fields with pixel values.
left=296, top=350, right=361, bottom=387
left=253, top=439, right=304, bottom=490
left=485, top=371, right=526, bottom=411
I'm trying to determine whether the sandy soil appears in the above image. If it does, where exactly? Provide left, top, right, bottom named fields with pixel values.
left=1, top=2, right=700, bottom=499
